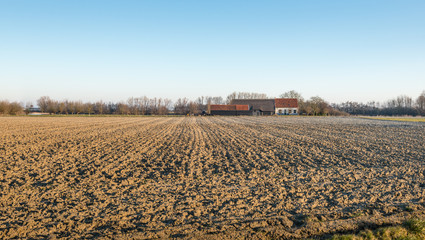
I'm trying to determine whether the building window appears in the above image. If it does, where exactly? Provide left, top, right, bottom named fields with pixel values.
left=294, top=110, right=297, bottom=114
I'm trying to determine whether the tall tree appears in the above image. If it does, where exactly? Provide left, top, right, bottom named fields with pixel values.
left=95, top=101, right=106, bottom=114
left=37, top=96, right=51, bottom=113
left=279, top=90, right=304, bottom=102
left=8, top=102, right=23, bottom=115
left=174, top=98, right=189, bottom=115
left=0, top=101, right=12, bottom=114
left=226, top=92, right=268, bottom=104
left=416, top=91, right=425, bottom=113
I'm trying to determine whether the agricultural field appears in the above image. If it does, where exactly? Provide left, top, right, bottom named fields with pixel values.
left=360, top=116, right=425, bottom=123
left=1, top=116, right=425, bottom=239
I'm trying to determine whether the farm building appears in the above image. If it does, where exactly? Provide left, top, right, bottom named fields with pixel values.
left=230, top=99, right=275, bottom=116
left=208, top=104, right=251, bottom=116
left=208, top=98, right=299, bottom=116
left=275, top=98, right=298, bottom=115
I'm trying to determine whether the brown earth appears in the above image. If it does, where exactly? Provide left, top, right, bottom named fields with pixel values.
left=0, top=116, right=425, bottom=239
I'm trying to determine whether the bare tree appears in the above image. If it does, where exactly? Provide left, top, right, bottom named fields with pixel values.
left=279, top=90, right=304, bottom=102
left=0, top=101, right=9, bottom=114
left=395, top=95, right=412, bottom=108
left=158, top=98, right=172, bottom=115
left=302, top=96, right=329, bottom=116
left=107, top=102, right=116, bottom=114
left=37, top=96, right=51, bottom=113
left=150, top=98, right=159, bottom=115
left=226, top=92, right=268, bottom=104
left=74, top=101, right=84, bottom=114
left=0, top=100, right=23, bottom=115
left=94, top=101, right=106, bottom=114
left=46, top=99, right=58, bottom=114
left=84, top=103, right=94, bottom=115
left=210, top=96, right=224, bottom=104
left=58, top=102, right=67, bottom=114
left=416, top=91, right=425, bottom=114
left=174, top=98, right=189, bottom=115
left=303, top=104, right=313, bottom=115
left=127, top=97, right=140, bottom=115
left=139, top=96, right=150, bottom=115
left=188, top=101, right=199, bottom=115
left=8, top=102, right=23, bottom=115
left=116, top=102, right=130, bottom=115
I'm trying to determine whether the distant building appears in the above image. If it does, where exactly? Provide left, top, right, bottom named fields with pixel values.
left=29, top=107, right=41, bottom=112
left=208, top=98, right=299, bottom=116
left=208, top=104, right=250, bottom=116
left=275, top=98, right=298, bottom=115
left=230, top=99, right=275, bottom=116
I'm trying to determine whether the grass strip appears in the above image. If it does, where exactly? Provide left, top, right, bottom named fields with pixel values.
left=360, top=117, right=425, bottom=122
left=329, top=217, right=425, bottom=240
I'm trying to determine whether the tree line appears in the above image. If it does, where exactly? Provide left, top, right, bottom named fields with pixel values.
left=279, top=90, right=425, bottom=116
left=0, top=100, right=23, bottom=115
left=278, top=90, right=347, bottom=116
left=332, top=91, right=425, bottom=116
left=1, top=90, right=424, bottom=116
left=0, top=93, right=274, bottom=116
left=33, top=96, right=175, bottom=115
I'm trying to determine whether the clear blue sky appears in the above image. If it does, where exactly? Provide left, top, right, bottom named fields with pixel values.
left=1, top=0, right=424, bottom=104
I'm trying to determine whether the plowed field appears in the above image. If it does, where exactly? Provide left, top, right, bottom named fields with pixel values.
left=1, top=116, right=425, bottom=239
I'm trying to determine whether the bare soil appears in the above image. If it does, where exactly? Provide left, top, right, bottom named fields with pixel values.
left=1, top=116, right=424, bottom=239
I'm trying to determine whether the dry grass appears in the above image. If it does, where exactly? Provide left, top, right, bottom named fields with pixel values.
left=1, top=116, right=425, bottom=239
left=330, top=218, right=425, bottom=240
left=360, top=116, right=425, bottom=122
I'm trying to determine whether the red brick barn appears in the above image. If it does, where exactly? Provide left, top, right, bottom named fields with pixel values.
left=207, top=104, right=250, bottom=116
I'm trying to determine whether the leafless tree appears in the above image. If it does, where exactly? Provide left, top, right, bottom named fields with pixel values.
left=395, top=95, right=412, bottom=108
left=58, top=102, right=67, bottom=114
left=139, top=96, right=150, bottom=115
left=210, top=96, right=224, bottom=104
left=150, top=98, right=159, bottom=115
left=94, top=101, right=106, bottom=114
left=0, top=101, right=23, bottom=115
left=188, top=101, right=199, bottom=115
left=8, top=102, right=23, bottom=115
left=46, top=100, right=58, bottom=114
left=127, top=97, right=140, bottom=115
left=279, top=90, right=304, bottom=102
left=162, top=98, right=172, bottom=115
left=303, top=104, right=313, bottom=116
left=116, top=102, right=130, bottom=115
left=0, top=101, right=9, bottom=114
left=416, top=91, right=425, bottom=114
left=301, top=96, right=330, bottom=116
left=84, top=103, right=94, bottom=115
left=37, top=96, right=51, bottom=113
left=74, top=101, right=84, bottom=114
left=226, top=92, right=268, bottom=104
left=174, top=98, right=189, bottom=115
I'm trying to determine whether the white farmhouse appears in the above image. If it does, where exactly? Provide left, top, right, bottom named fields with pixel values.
left=275, top=98, right=299, bottom=115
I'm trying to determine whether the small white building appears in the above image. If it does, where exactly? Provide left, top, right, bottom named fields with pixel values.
left=275, top=98, right=299, bottom=115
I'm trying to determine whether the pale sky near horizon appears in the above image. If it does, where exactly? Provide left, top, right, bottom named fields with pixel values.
left=1, top=0, right=424, bottom=104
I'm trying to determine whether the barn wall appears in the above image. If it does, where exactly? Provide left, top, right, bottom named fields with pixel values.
left=210, top=110, right=251, bottom=116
